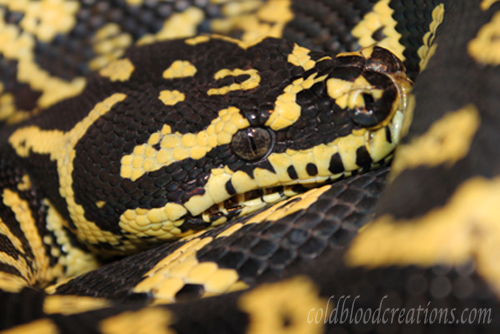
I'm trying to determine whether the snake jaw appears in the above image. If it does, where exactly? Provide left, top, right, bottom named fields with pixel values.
left=200, top=186, right=298, bottom=225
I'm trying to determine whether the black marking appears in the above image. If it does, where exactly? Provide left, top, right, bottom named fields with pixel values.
left=385, top=127, right=392, bottom=144
left=306, top=163, right=318, bottom=176
left=329, top=67, right=363, bottom=81
left=349, top=72, right=397, bottom=128
left=335, top=56, right=365, bottom=70
left=355, top=146, right=373, bottom=167
left=363, top=93, right=375, bottom=111
left=213, top=74, right=250, bottom=89
left=0, top=234, right=22, bottom=260
left=287, top=166, right=299, bottom=180
left=0, top=262, right=24, bottom=278
left=225, top=180, right=236, bottom=196
left=175, top=284, right=205, bottom=302
left=367, top=47, right=405, bottom=73
left=371, top=27, right=385, bottom=42
left=328, top=153, right=344, bottom=174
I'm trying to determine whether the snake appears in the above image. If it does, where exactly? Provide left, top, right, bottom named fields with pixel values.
left=0, top=0, right=499, bottom=333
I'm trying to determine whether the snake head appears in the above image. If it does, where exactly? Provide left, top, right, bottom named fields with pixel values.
left=9, top=38, right=412, bottom=254
left=189, top=45, right=413, bottom=229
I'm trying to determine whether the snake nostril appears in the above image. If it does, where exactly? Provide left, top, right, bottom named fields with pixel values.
left=349, top=90, right=392, bottom=128
left=347, top=70, right=402, bottom=129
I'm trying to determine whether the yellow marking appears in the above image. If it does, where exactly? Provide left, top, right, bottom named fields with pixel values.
left=100, top=308, right=175, bottom=334
left=44, top=200, right=100, bottom=277
left=207, top=68, right=260, bottom=95
left=162, top=60, right=197, bottom=79
left=43, top=295, right=110, bottom=315
left=0, top=216, right=33, bottom=288
left=185, top=35, right=211, bottom=45
left=89, top=23, right=133, bottom=71
left=3, top=189, right=52, bottom=285
left=203, top=268, right=239, bottom=293
left=196, top=34, right=260, bottom=50
left=287, top=44, right=316, bottom=71
left=159, top=90, right=186, bottom=106
left=186, top=262, right=218, bottom=284
left=347, top=176, right=500, bottom=297
left=468, top=11, right=500, bottom=65
left=0, top=91, right=15, bottom=121
left=3, top=0, right=80, bottom=43
left=391, top=105, right=480, bottom=179
left=134, top=237, right=244, bottom=303
left=360, top=46, right=374, bottom=58
left=185, top=118, right=398, bottom=220
left=9, top=94, right=135, bottom=253
left=481, top=0, right=499, bottom=10
left=176, top=71, right=404, bottom=220
left=99, top=58, right=135, bottom=82
left=266, top=73, right=328, bottom=131
left=118, top=203, right=188, bottom=241
left=420, top=43, right=437, bottom=72
left=0, top=11, right=85, bottom=110
left=216, top=223, right=243, bottom=238
left=17, top=174, right=32, bottom=191
left=400, top=93, right=415, bottom=138
left=247, top=186, right=332, bottom=225
left=44, top=275, right=74, bottom=295
left=0, top=251, right=31, bottom=285
left=211, top=0, right=293, bottom=46
left=95, top=200, right=106, bottom=208
left=271, top=132, right=393, bottom=181
left=253, top=168, right=281, bottom=188
left=0, top=271, right=28, bottom=293
left=137, top=7, right=204, bottom=45
left=418, top=4, right=444, bottom=71
left=337, top=134, right=368, bottom=170
left=327, top=78, right=354, bottom=102
left=0, top=318, right=59, bottom=334
left=183, top=167, right=235, bottom=216
left=0, top=220, right=25, bottom=255
left=125, top=0, right=143, bottom=5
left=352, top=0, right=405, bottom=60
left=327, top=76, right=384, bottom=110
left=221, top=0, right=263, bottom=16
left=238, top=276, right=325, bottom=334
left=0, top=90, right=35, bottom=124
left=225, top=280, right=250, bottom=293
left=121, top=107, right=249, bottom=181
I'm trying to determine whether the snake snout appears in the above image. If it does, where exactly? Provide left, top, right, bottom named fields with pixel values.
left=347, top=70, right=402, bottom=128
left=328, top=46, right=413, bottom=131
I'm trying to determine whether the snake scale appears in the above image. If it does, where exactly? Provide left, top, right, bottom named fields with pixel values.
left=0, top=0, right=500, bottom=333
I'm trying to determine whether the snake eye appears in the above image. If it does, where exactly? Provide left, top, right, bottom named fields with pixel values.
left=231, top=127, right=272, bottom=161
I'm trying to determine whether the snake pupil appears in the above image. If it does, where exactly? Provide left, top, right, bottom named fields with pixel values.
left=248, top=132, right=258, bottom=152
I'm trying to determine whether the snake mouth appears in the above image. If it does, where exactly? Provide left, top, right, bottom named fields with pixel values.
left=201, top=186, right=296, bottom=224
left=198, top=180, right=337, bottom=226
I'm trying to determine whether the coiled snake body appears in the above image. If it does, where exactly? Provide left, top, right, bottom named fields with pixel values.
left=0, top=0, right=500, bottom=333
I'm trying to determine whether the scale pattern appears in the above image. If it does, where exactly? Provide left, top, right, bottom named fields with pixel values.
left=1, top=0, right=500, bottom=334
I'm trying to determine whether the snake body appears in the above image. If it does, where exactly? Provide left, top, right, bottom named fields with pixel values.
left=1, top=0, right=500, bottom=333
